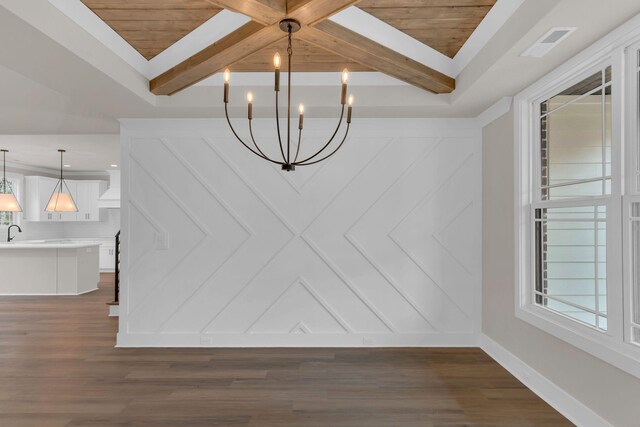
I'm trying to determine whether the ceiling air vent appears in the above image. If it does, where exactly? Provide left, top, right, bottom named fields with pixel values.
left=521, top=27, right=577, bottom=58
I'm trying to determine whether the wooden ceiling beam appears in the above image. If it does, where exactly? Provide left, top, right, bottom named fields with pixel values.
left=287, top=0, right=362, bottom=25
left=148, top=0, right=456, bottom=95
left=299, top=20, right=455, bottom=94
left=150, top=21, right=285, bottom=95
left=150, top=0, right=366, bottom=95
left=205, top=0, right=286, bottom=25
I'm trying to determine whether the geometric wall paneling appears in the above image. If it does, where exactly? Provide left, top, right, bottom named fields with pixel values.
left=346, top=137, right=481, bottom=332
left=80, top=0, right=223, bottom=60
left=357, top=0, right=497, bottom=58
left=119, top=119, right=481, bottom=346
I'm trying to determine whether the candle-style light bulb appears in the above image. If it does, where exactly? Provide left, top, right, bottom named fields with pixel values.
left=274, top=52, right=281, bottom=92
left=247, top=92, right=253, bottom=120
left=223, top=68, right=230, bottom=103
left=247, top=92, right=253, bottom=103
left=347, top=95, right=353, bottom=124
left=348, top=95, right=354, bottom=106
left=298, top=103, right=304, bottom=129
left=341, top=68, right=349, bottom=104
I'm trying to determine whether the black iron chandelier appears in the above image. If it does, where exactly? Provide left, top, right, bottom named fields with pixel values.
left=223, top=18, right=353, bottom=172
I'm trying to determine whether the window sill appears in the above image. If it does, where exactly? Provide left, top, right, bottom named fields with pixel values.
left=516, top=304, right=640, bottom=379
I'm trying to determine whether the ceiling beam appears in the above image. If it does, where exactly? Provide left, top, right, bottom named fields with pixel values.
left=205, top=0, right=286, bottom=25
left=151, top=0, right=365, bottom=95
left=150, top=21, right=285, bottom=95
left=299, top=20, right=455, bottom=94
left=206, top=0, right=361, bottom=25
left=287, top=0, right=362, bottom=25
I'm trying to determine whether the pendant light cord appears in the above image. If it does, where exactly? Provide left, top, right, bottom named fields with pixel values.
left=2, top=150, right=5, bottom=193
left=59, top=150, right=64, bottom=193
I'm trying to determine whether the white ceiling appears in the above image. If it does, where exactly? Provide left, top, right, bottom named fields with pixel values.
left=0, top=135, right=119, bottom=172
left=0, top=0, right=639, bottom=170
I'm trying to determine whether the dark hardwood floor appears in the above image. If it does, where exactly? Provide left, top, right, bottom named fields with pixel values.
left=0, top=274, right=572, bottom=426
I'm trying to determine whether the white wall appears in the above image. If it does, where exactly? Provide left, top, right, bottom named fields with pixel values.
left=118, top=118, right=482, bottom=347
left=12, top=220, right=64, bottom=241
left=483, top=108, right=640, bottom=426
left=62, top=209, right=120, bottom=239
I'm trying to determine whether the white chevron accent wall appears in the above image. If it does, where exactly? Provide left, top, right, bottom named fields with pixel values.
left=118, top=119, right=482, bottom=347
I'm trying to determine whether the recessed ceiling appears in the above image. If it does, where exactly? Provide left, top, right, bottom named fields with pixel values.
left=72, top=0, right=506, bottom=95
left=80, top=0, right=223, bottom=60
left=357, top=0, right=497, bottom=58
left=2, top=0, right=640, bottom=136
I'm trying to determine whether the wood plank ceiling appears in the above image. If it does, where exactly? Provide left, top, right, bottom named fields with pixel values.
left=357, top=0, right=497, bottom=58
left=230, top=38, right=373, bottom=72
left=80, top=0, right=222, bottom=60
left=79, top=0, right=499, bottom=94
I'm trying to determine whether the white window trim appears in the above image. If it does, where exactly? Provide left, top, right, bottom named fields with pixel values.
left=624, top=39, right=640, bottom=349
left=514, top=13, right=640, bottom=379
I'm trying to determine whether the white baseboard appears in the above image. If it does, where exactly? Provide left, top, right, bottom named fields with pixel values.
left=479, top=334, right=612, bottom=427
left=0, top=287, right=98, bottom=296
left=116, top=332, right=478, bottom=348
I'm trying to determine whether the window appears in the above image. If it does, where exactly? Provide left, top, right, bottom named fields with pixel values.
left=534, top=205, right=607, bottom=330
left=0, top=177, right=20, bottom=228
left=515, top=19, right=640, bottom=379
left=533, top=66, right=612, bottom=331
left=631, top=203, right=640, bottom=345
left=630, top=44, right=640, bottom=348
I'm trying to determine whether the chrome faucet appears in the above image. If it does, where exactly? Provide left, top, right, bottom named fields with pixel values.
left=7, top=224, right=21, bottom=242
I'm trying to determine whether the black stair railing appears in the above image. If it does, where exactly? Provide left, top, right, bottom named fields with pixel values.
left=114, top=230, right=120, bottom=303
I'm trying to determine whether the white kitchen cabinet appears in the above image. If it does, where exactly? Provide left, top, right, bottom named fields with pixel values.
left=99, top=243, right=116, bottom=271
left=24, top=176, right=107, bottom=222
left=25, top=176, right=60, bottom=222
left=76, top=181, right=107, bottom=222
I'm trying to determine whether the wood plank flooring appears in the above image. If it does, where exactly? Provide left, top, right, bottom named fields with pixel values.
left=0, top=274, right=573, bottom=426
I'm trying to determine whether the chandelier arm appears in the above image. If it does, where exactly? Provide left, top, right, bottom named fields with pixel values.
left=248, top=119, right=273, bottom=161
left=294, top=105, right=344, bottom=165
left=225, top=104, right=282, bottom=165
left=274, top=92, right=287, bottom=162
left=294, top=123, right=350, bottom=166
left=293, top=128, right=303, bottom=164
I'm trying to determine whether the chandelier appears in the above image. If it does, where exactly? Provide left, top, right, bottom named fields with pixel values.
left=223, top=18, right=353, bottom=172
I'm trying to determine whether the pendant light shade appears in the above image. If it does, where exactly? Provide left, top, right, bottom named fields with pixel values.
left=45, top=192, right=77, bottom=212
left=45, top=149, right=78, bottom=213
left=0, top=149, right=22, bottom=212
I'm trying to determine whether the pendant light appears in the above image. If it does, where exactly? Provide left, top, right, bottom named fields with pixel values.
left=45, top=149, right=78, bottom=213
left=0, top=149, right=22, bottom=212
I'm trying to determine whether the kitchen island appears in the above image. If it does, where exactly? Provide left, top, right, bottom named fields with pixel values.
left=0, top=241, right=100, bottom=295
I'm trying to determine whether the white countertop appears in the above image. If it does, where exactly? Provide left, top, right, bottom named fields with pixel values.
left=0, top=239, right=103, bottom=249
